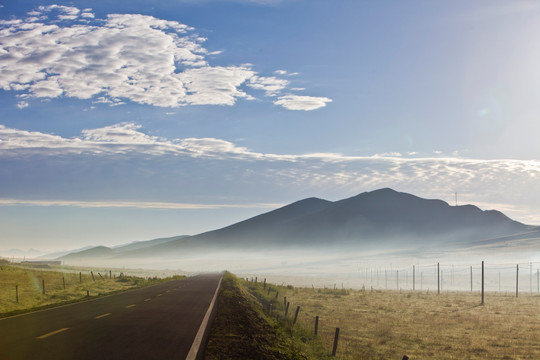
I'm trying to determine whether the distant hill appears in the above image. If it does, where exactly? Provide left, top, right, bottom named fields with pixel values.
left=39, top=245, right=95, bottom=260
left=109, top=188, right=536, bottom=259
left=59, top=235, right=189, bottom=261
left=112, top=235, right=190, bottom=252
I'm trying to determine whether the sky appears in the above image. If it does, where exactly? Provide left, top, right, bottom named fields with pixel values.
left=1, top=0, right=539, bottom=254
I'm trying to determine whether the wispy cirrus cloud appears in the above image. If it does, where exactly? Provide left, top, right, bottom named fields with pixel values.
left=0, top=198, right=282, bottom=210
left=0, top=5, right=329, bottom=110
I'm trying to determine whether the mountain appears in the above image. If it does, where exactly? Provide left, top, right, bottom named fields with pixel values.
left=112, top=235, right=190, bottom=252
left=59, top=235, right=189, bottom=261
left=39, top=245, right=95, bottom=260
left=113, top=188, right=536, bottom=259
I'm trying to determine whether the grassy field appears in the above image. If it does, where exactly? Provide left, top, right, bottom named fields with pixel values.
left=245, top=278, right=540, bottom=359
left=0, top=261, right=184, bottom=317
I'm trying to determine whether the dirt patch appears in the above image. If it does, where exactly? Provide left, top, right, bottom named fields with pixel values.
left=204, top=274, right=289, bottom=360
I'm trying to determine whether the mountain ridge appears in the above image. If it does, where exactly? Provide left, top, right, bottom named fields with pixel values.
left=59, top=188, right=537, bottom=261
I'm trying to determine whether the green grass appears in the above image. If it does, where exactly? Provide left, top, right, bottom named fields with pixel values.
left=0, top=263, right=184, bottom=318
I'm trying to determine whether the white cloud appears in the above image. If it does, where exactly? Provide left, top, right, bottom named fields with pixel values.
left=178, top=66, right=256, bottom=105
left=81, top=12, right=95, bottom=19
left=0, top=5, right=330, bottom=111
left=274, top=95, right=332, bottom=111
left=377, top=152, right=402, bottom=157
left=0, top=198, right=281, bottom=210
left=248, top=75, right=289, bottom=96
left=16, top=101, right=28, bottom=109
left=1, top=123, right=539, bottom=224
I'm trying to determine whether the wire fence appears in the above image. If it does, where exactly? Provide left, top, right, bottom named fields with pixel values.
left=357, top=261, right=540, bottom=295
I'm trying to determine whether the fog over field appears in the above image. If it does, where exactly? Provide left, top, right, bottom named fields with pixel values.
left=50, top=189, right=540, bottom=291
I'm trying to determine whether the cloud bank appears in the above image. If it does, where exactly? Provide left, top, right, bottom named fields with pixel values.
left=0, top=5, right=329, bottom=110
left=0, top=198, right=281, bottom=210
left=1, top=123, right=539, bottom=224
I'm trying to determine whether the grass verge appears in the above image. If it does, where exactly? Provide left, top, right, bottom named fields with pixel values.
left=0, top=263, right=185, bottom=318
left=204, top=272, right=332, bottom=360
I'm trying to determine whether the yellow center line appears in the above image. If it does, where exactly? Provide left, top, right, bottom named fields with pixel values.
left=94, top=313, right=111, bottom=319
left=157, top=294, right=163, bottom=297
left=125, top=304, right=136, bottom=309
left=36, top=328, right=69, bottom=340
left=144, top=298, right=152, bottom=302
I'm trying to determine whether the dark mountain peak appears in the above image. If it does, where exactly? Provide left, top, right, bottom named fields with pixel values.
left=217, top=196, right=332, bottom=230
left=278, top=196, right=332, bottom=213
left=335, top=188, right=449, bottom=217
left=59, top=245, right=114, bottom=260
left=62, top=188, right=535, bottom=260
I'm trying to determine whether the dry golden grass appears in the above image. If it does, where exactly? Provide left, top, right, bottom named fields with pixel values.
left=274, top=285, right=540, bottom=359
left=0, top=264, right=176, bottom=317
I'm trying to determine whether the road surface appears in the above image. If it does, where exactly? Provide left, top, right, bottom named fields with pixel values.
left=0, top=274, right=222, bottom=360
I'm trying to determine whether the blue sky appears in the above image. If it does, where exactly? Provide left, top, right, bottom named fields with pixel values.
left=1, top=0, right=539, bottom=253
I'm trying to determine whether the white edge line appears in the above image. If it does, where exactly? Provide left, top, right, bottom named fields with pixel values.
left=185, top=276, right=223, bottom=360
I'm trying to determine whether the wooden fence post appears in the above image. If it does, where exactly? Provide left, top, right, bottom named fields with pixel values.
left=314, top=316, right=319, bottom=335
left=285, top=302, right=290, bottom=317
left=79, top=272, right=82, bottom=283
left=481, top=261, right=485, bottom=305
left=332, top=328, right=340, bottom=356
left=263, top=278, right=266, bottom=289
left=42, top=279, right=45, bottom=295
left=62, top=277, right=65, bottom=289
left=413, top=265, right=415, bottom=291
left=516, top=264, right=519, bottom=298
left=86, top=290, right=89, bottom=297
left=91, top=272, right=95, bottom=281
left=293, top=306, right=300, bottom=324
left=16, top=285, right=19, bottom=303
left=109, top=270, right=112, bottom=279
left=470, top=266, right=473, bottom=292
left=437, top=263, right=440, bottom=295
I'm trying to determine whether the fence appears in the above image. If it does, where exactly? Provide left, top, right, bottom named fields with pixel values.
left=246, top=260, right=540, bottom=357
left=1, top=267, right=124, bottom=309
left=356, top=261, right=540, bottom=296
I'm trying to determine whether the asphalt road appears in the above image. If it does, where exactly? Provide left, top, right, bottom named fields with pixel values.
left=0, top=274, right=222, bottom=360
